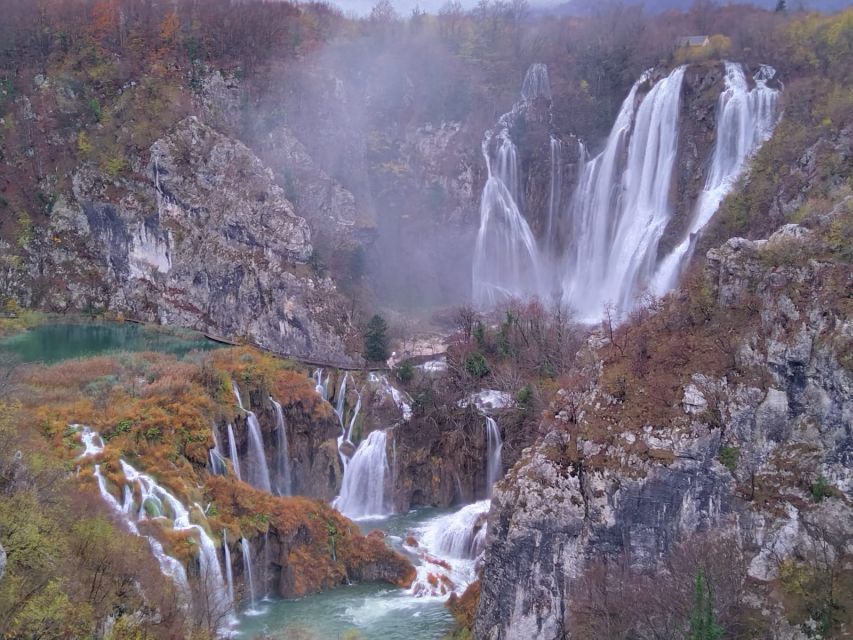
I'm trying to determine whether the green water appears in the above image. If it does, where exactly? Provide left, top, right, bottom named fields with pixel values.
left=236, top=510, right=456, bottom=640
left=0, top=322, right=221, bottom=364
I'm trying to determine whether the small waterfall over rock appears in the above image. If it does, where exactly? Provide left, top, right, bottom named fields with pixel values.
left=313, top=368, right=330, bottom=401
left=240, top=537, right=260, bottom=614
left=562, top=66, right=686, bottom=320
left=419, top=500, right=491, bottom=560
left=369, top=373, right=413, bottom=422
left=270, top=398, right=292, bottom=497
left=82, top=426, right=232, bottom=630
left=223, top=530, right=235, bottom=609
left=209, top=426, right=227, bottom=476
left=408, top=500, right=491, bottom=598
left=485, top=417, right=503, bottom=496
left=651, top=62, right=780, bottom=293
left=227, top=423, right=241, bottom=481
left=333, top=429, right=391, bottom=520
left=232, top=382, right=272, bottom=494
left=521, top=62, right=551, bottom=102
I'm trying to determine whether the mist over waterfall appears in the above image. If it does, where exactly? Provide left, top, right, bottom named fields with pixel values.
left=651, top=62, right=781, bottom=294
left=333, top=429, right=391, bottom=520
left=472, top=65, right=549, bottom=307
left=563, top=66, right=686, bottom=320
left=472, top=61, right=780, bottom=321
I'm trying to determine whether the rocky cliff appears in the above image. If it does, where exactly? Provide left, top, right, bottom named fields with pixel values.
left=473, top=216, right=852, bottom=639
left=25, top=117, right=357, bottom=364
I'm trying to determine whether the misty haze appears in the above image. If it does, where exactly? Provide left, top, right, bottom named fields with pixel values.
left=0, top=1, right=850, bottom=639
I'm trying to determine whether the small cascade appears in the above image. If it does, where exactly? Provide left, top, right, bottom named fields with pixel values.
left=333, top=429, right=391, bottom=520
left=84, top=425, right=233, bottom=630
left=334, top=373, right=350, bottom=471
left=119, top=461, right=231, bottom=622
left=270, top=398, right=292, bottom=497
left=76, top=425, right=105, bottom=458
left=240, top=537, right=260, bottom=614
left=262, top=532, right=271, bottom=600
left=407, top=500, right=491, bottom=598
left=209, top=426, right=227, bottom=476
left=313, top=368, right=330, bottom=401
left=521, top=63, right=551, bottom=101
left=418, top=500, right=491, bottom=560
left=232, top=382, right=272, bottom=494
left=227, top=423, right=241, bottom=481
left=485, top=417, right=503, bottom=495
left=223, top=530, right=235, bottom=609
left=368, top=373, right=413, bottom=422
left=651, top=62, right=780, bottom=293
left=345, top=388, right=362, bottom=444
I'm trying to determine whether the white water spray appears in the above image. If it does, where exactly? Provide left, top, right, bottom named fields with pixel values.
left=270, top=398, right=292, bottom=497
left=232, top=382, right=272, bottom=494
left=333, top=429, right=391, bottom=520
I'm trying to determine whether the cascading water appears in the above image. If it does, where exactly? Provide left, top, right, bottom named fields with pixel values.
left=227, top=423, right=242, bottom=481
left=240, top=537, right=260, bottom=614
left=651, top=62, right=780, bottom=293
left=473, top=61, right=780, bottom=321
left=521, top=62, right=551, bottom=102
left=472, top=64, right=552, bottom=306
left=83, top=425, right=232, bottom=629
left=120, top=461, right=232, bottom=621
left=333, top=429, right=391, bottom=520
left=270, top=398, right=292, bottom=497
left=223, top=530, right=235, bottom=608
left=485, top=417, right=503, bottom=496
left=209, top=426, right=227, bottom=476
left=418, top=500, right=491, bottom=560
left=232, top=382, right=272, bottom=494
left=543, top=136, right=563, bottom=256
left=562, top=66, right=686, bottom=320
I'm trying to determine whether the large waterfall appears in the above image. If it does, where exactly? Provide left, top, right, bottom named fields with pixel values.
left=333, top=429, right=391, bottom=520
left=241, top=537, right=260, bottom=614
left=472, top=61, right=779, bottom=320
left=651, top=62, right=781, bottom=294
left=562, top=66, right=687, bottom=320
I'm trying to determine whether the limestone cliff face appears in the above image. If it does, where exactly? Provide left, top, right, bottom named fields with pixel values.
left=35, top=117, right=357, bottom=364
left=474, top=223, right=852, bottom=639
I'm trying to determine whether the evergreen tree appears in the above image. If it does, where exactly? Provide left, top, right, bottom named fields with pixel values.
left=775, top=0, right=787, bottom=12
left=688, top=568, right=724, bottom=640
left=363, top=314, right=390, bottom=362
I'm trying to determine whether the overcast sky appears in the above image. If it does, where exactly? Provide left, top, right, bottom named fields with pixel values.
left=328, top=0, right=554, bottom=16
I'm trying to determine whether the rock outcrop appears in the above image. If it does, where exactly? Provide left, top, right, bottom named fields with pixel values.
left=35, top=117, right=357, bottom=364
left=474, top=222, right=852, bottom=639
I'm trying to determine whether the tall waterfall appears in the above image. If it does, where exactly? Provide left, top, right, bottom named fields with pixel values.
left=562, top=66, right=686, bottom=320
left=270, top=398, right=292, bottom=497
left=227, top=423, right=241, bottom=481
left=472, top=64, right=550, bottom=306
left=485, top=417, right=503, bottom=496
left=333, top=429, right=391, bottom=520
left=651, top=62, right=780, bottom=293
left=240, top=537, right=259, bottom=613
left=472, top=61, right=779, bottom=321
left=232, top=382, right=272, bottom=494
